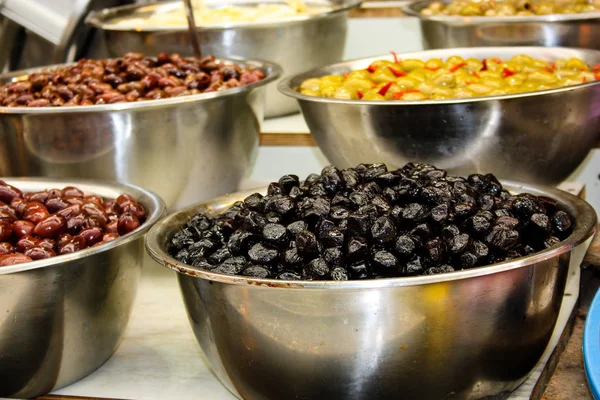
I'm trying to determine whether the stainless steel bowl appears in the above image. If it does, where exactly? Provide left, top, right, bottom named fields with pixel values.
left=146, top=182, right=597, bottom=400
left=0, top=58, right=280, bottom=210
left=279, top=46, right=600, bottom=186
left=85, top=0, right=362, bottom=118
left=0, top=177, right=165, bottom=399
left=403, top=0, right=600, bottom=50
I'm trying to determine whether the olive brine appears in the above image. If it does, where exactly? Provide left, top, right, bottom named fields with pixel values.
left=169, top=163, right=573, bottom=280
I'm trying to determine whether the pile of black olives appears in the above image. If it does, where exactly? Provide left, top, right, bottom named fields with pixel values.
left=169, top=163, right=573, bottom=281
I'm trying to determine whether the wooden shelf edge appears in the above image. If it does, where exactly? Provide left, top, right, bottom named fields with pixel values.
left=260, top=133, right=316, bottom=146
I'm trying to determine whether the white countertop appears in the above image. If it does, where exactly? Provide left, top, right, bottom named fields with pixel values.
left=53, top=257, right=236, bottom=400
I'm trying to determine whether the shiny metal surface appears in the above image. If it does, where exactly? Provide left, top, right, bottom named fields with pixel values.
left=182, top=0, right=203, bottom=58
left=279, top=47, right=600, bottom=186
left=0, top=177, right=165, bottom=399
left=403, top=0, right=600, bottom=50
left=0, top=58, right=280, bottom=210
left=147, top=183, right=596, bottom=399
left=86, top=0, right=361, bottom=117
left=146, top=182, right=597, bottom=400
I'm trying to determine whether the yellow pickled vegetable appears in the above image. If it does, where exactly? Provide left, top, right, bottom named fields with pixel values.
left=297, top=53, right=600, bottom=101
left=421, top=0, right=600, bottom=15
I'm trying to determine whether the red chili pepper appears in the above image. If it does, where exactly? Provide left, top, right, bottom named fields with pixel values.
left=493, top=58, right=502, bottom=64
left=388, top=66, right=406, bottom=77
left=595, top=72, right=600, bottom=80
left=391, top=51, right=400, bottom=64
left=502, top=68, right=516, bottom=78
left=343, top=72, right=349, bottom=79
left=465, top=81, right=473, bottom=85
left=551, top=62, right=556, bottom=70
left=392, top=92, right=404, bottom=100
left=583, top=77, right=587, bottom=83
left=544, top=67, right=553, bottom=73
left=357, top=90, right=364, bottom=99
left=481, top=59, right=488, bottom=71
left=367, top=64, right=377, bottom=73
left=472, top=71, right=480, bottom=78
left=378, top=82, right=393, bottom=96
left=593, top=64, right=600, bottom=72
left=425, top=66, right=440, bottom=71
left=449, top=62, right=467, bottom=73
left=405, top=89, right=420, bottom=94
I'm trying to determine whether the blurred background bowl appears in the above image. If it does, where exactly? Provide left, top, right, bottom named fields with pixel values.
left=279, top=46, right=600, bottom=186
left=0, top=177, right=165, bottom=399
left=402, top=0, right=600, bottom=50
left=85, top=0, right=362, bottom=118
left=0, top=58, right=280, bottom=211
left=146, top=182, right=596, bottom=400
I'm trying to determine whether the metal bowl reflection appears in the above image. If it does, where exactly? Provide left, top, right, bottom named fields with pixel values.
left=146, top=182, right=596, bottom=400
left=0, top=177, right=165, bottom=399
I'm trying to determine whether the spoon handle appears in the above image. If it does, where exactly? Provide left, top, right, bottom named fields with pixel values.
left=182, top=0, right=202, bottom=58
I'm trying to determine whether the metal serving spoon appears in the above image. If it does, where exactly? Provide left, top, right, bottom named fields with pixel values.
left=182, top=0, right=202, bottom=58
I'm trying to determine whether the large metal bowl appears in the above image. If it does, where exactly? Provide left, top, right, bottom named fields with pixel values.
left=403, top=0, right=600, bottom=50
left=146, top=182, right=597, bottom=400
left=0, top=58, right=280, bottom=211
left=0, top=177, right=165, bottom=399
left=85, top=0, right=362, bottom=118
left=279, top=46, right=600, bottom=186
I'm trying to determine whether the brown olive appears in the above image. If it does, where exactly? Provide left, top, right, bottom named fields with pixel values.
left=16, top=235, right=40, bottom=252
left=0, top=221, right=12, bottom=241
left=11, top=220, right=35, bottom=238
left=0, top=181, right=23, bottom=204
left=117, top=214, right=140, bottom=235
left=0, top=242, right=15, bottom=255
left=62, top=186, right=84, bottom=198
left=25, top=246, right=56, bottom=260
left=79, top=227, right=103, bottom=247
left=10, top=197, right=27, bottom=215
left=23, top=201, right=50, bottom=224
left=0, top=253, right=33, bottom=266
left=34, top=214, right=67, bottom=238
left=59, top=236, right=86, bottom=254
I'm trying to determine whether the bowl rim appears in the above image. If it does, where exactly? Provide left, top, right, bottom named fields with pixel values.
left=402, top=0, right=600, bottom=22
left=278, top=46, right=600, bottom=106
left=145, top=179, right=598, bottom=289
left=0, top=57, right=282, bottom=115
left=0, top=177, right=166, bottom=275
left=85, top=0, right=362, bottom=32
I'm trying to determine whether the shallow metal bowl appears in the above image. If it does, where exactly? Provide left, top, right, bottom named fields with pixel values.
left=403, top=0, right=600, bottom=50
left=0, top=177, right=165, bottom=398
left=0, top=58, right=280, bottom=210
left=279, top=46, right=600, bottom=186
left=85, top=0, right=361, bottom=118
left=146, top=182, right=596, bottom=400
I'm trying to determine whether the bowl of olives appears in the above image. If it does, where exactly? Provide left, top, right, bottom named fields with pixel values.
left=0, top=52, right=281, bottom=210
left=279, top=46, right=600, bottom=186
left=0, top=177, right=165, bottom=398
left=146, top=162, right=596, bottom=400
left=403, top=0, right=600, bottom=49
